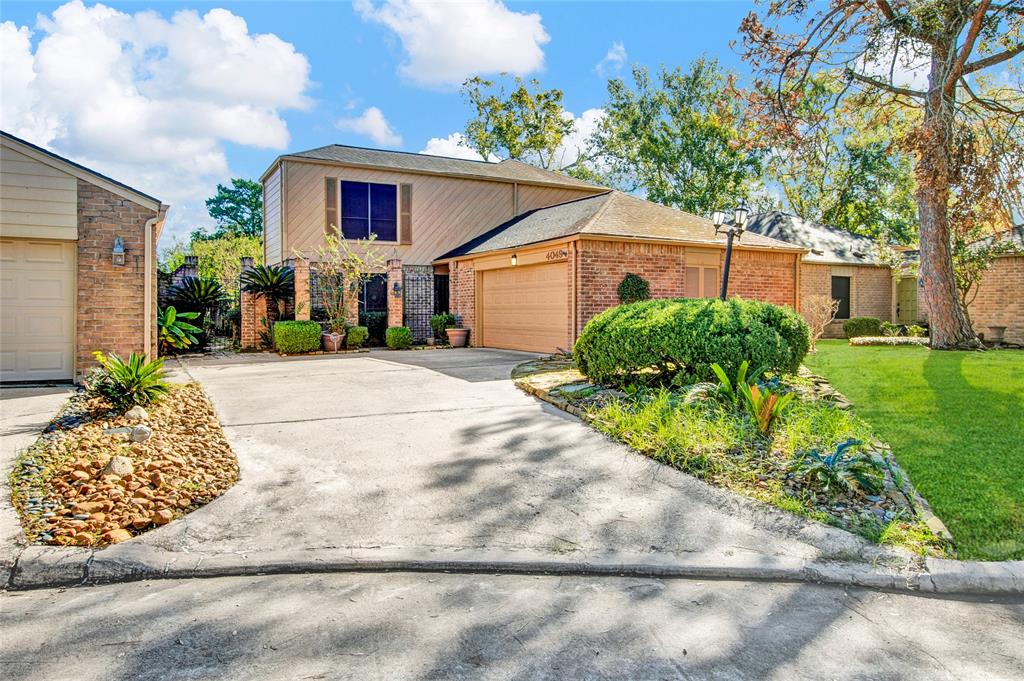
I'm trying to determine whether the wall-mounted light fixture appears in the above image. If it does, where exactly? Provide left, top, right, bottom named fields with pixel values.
left=511, top=253, right=518, bottom=267
left=391, top=281, right=403, bottom=298
left=112, top=236, right=126, bottom=266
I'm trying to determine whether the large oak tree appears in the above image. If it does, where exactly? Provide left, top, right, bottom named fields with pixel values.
left=740, top=0, right=1023, bottom=348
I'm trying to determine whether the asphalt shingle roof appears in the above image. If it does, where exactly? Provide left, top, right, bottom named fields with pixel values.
left=744, top=211, right=881, bottom=265
left=438, top=192, right=805, bottom=260
left=283, top=144, right=601, bottom=190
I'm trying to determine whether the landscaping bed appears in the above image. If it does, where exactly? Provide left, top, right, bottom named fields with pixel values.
left=514, top=356, right=951, bottom=557
left=9, top=383, right=237, bottom=547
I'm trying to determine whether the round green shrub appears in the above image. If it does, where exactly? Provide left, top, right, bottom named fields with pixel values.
left=842, top=317, right=884, bottom=338
left=274, top=320, right=322, bottom=354
left=346, top=325, right=369, bottom=348
left=573, top=297, right=810, bottom=386
left=431, top=312, right=456, bottom=339
left=617, top=273, right=651, bottom=304
left=360, top=311, right=387, bottom=344
left=385, top=326, right=413, bottom=350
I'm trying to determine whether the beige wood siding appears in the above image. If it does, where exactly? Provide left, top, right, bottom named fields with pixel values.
left=479, top=261, right=569, bottom=353
left=1, top=238, right=76, bottom=381
left=516, top=184, right=600, bottom=214
left=263, top=164, right=283, bottom=264
left=0, top=146, right=77, bottom=240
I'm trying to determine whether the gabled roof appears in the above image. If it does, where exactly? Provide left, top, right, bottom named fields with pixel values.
left=267, top=143, right=602, bottom=191
left=970, top=224, right=1024, bottom=252
left=438, top=191, right=806, bottom=260
left=745, top=211, right=881, bottom=265
left=1, top=130, right=163, bottom=211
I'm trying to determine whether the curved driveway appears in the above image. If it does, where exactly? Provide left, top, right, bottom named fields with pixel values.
left=127, top=348, right=892, bottom=566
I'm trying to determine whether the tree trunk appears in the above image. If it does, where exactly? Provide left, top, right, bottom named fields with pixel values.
left=914, top=48, right=981, bottom=350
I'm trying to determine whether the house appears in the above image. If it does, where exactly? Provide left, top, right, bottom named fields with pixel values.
left=0, top=131, right=167, bottom=382
left=745, top=212, right=901, bottom=337
left=962, top=226, right=1023, bottom=344
left=256, top=144, right=805, bottom=354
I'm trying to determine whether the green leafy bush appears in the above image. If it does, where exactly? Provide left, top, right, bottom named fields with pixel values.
left=386, top=326, right=413, bottom=350
left=273, top=321, right=322, bottom=353
left=790, top=438, right=884, bottom=497
left=157, top=306, right=201, bottom=353
left=574, top=298, right=810, bottom=387
left=361, top=311, right=388, bottom=344
left=86, top=352, right=169, bottom=412
left=843, top=316, right=883, bottom=338
left=880, top=321, right=902, bottom=337
left=617, top=273, right=651, bottom=304
left=907, top=324, right=927, bottom=337
left=431, top=312, right=456, bottom=339
left=346, top=325, right=369, bottom=348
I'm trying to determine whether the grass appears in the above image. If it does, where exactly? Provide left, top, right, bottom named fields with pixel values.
left=804, top=340, right=1024, bottom=560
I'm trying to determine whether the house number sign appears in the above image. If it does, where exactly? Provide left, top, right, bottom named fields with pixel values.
left=546, top=249, right=568, bottom=261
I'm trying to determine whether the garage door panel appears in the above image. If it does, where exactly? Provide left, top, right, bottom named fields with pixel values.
left=481, top=261, right=568, bottom=354
left=0, top=239, right=75, bottom=381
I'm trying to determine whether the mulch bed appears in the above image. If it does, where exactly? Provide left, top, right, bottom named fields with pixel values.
left=9, top=383, right=238, bottom=547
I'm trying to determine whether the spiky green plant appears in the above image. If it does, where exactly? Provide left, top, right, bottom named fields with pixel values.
left=240, top=264, right=294, bottom=318
left=790, top=438, right=884, bottom=497
left=86, top=351, right=170, bottom=412
left=738, top=382, right=796, bottom=434
left=170, top=275, right=225, bottom=309
left=681, top=360, right=763, bottom=408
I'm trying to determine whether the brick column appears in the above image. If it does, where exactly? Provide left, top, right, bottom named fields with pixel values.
left=239, top=257, right=267, bottom=350
left=343, top=275, right=360, bottom=325
left=387, top=259, right=404, bottom=328
left=293, top=258, right=310, bottom=321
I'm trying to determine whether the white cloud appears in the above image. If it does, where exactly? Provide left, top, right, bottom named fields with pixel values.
left=335, top=107, right=403, bottom=147
left=595, top=41, right=627, bottom=78
left=858, top=37, right=930, bottom=91
left=419, top=132, right=497, bottom=161
left=551, top=108, right=605, bottom=169
left=355, top=0, right=549, bottom=87
left=0, top=1, right=312, bottom=242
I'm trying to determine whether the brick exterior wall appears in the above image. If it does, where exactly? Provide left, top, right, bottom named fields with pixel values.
left=449, top=260, right=476, bottom=344
left=969, top=255, right=1024, bottom=345
left=798, top=263, right=893, bottom=337
left=386, top=259, right=404, bottom=329
left=402, top=265, right=434, bottom=341
left=157, top=255, right=197, bottom=305
left=293, top=258, right=311, bottom=321
left=724, top=249, right=799, bottom=308
left=76, top=179, right=158, bottom=372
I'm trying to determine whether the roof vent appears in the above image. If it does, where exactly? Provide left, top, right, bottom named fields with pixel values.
left=811, top=249, right=824, bottom=255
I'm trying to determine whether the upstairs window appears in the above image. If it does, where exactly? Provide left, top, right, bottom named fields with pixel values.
left=831, top=276, right=852, bottom=319
left=340, top=181, right=397, bottom=241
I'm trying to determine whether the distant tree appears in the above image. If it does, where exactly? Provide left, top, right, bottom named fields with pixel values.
left=804, top=295, right=841, bottom=353
left=199, top=178, right=263, bottom=239
left=159, top=235, right=263, bottom=305
left=591, top=58, right=762, bottom=216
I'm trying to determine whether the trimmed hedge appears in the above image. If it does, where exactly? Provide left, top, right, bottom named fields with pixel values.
left=574, top=297, right=810, bottom=386
left=843, top=317, right=884, bottom=338
left=617, top=273, right=651, bottom=304
left=346, top=325, right=369, bottom=348
left=274, top=321, right=322, bottom=354
left=386, top=326, right=413, bottom=350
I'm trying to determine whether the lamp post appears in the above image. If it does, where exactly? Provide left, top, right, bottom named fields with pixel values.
left=712, top=199, right=749, bottom=301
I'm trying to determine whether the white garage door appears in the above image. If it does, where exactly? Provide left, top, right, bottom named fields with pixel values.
left=1, top=239, right=75, bottom=381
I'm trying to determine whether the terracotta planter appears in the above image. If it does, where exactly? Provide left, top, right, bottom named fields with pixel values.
left=446, top=328, right=469, bottom=347
left=322, top=331, right=345, bottom=352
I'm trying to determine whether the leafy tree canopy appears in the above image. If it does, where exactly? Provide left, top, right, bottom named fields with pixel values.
left=197, top=178, right=263, bottom=240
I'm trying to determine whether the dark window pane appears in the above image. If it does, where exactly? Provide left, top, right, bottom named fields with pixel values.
left=831, top=276, right=851, bottom=319
left=370, top=218, right=397, bottom=242
left=370, top=183, right=397, bottom=219
left=360, top=274, right=387, bottom=312
left=341, top=217, right=369, bottom=240
left=341, top=181, right=368, bottom=218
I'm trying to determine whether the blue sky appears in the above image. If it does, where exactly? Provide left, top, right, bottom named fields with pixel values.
left=0, top=1, right=758, bottom=243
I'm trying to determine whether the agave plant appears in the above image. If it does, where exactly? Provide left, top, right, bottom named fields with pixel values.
left=86, top=351, right=169, bottom=412
left=240, top=264, right=294, bottom=318
left=170, top=275, right=225, bottom=309
left=158, top=306, right=202, bottom=352
left=790, top=438, right=884, bottom=497
left=738, top=381, right=796, bottom=434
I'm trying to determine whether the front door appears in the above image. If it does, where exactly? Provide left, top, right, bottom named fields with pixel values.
left=897, top=277, right=918, bottom=324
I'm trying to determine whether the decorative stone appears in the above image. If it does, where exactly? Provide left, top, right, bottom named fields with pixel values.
left=125, top=405, right=149, bottom=422
left=101, top=455, right=134, bottom=477
left=103, top=529, right=133, bottom=544
left=130, top=425, right=153, bottom=443
left=151, top=509, right=174, bottom=525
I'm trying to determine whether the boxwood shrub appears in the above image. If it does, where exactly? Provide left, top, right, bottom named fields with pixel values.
left=573, top=297, right=810, bottom=386
left=842, top=316, right=884, bottom=338
left=385, top=326, right=413, bottom=350
left=274, top=321, right=322, bottom=354
left=346, top=325, right=369, bottom=349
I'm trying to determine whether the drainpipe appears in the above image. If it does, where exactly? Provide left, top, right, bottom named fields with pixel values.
left=144, top=206, right=169, bottom=358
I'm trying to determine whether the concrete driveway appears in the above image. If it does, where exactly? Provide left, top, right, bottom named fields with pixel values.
left=103, top=347, right=893, bottom=568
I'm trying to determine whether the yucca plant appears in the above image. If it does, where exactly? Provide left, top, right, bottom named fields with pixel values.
left=170, top=276, right=225, bottom=310
left=790, top=438, right=884, bottom=497
left=240, top=264, right=294, bottom=318
left=86, top=351, right=170, bottom=412
left=158, top=306, right=202, bottom=352
left=738, top=381, right=796, bottom=434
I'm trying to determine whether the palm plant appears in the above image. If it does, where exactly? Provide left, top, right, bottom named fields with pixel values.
left=86, top=351, right=169, bottom=412
left=170, top=276, right=225, bottom=310
left=790, top=438, right=884, bottom=497
left=240, top=264, right=294, bottom=319
left=158, top=306, right=202, bottom=352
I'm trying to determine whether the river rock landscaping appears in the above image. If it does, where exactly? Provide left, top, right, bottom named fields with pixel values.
left=9, top=383, right=237, bottom=547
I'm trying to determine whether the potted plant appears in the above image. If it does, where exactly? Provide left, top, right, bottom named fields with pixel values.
left=322, top=320, right=346, bottom=352
left=446, top=324, right=469, bottom=347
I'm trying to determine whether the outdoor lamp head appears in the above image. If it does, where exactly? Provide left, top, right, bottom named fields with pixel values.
left=733, top=199, right=750, bottom=231
left=712, top=209, right=727, bottom=232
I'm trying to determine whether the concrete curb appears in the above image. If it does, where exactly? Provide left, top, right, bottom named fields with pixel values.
left=5, top=543, right=1023, bottom=595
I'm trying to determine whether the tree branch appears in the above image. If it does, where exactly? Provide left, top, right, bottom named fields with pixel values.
left=873, top=0, right=936, bottom=43
left=963, top=43, right=1024, bottom=74
left=847, top=69, right=927, bottom=98
left=945, top=0, right=992, bottom=94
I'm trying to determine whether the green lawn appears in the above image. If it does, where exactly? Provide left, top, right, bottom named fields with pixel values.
left=804, top=340, right=1024, bottom=560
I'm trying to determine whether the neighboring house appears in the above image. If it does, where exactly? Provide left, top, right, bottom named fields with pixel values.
left=746, top=212, right=899, bottom=337
left=0, top=131, right=167, bottom=382
left=258, top=144, right=805, bottom=353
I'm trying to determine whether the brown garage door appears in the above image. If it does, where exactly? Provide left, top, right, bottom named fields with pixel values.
left=480, top=262, right=569, bottom=353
